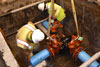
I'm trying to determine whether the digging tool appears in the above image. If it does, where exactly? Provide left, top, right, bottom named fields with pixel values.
left=34, top=17, right=48, bottom=25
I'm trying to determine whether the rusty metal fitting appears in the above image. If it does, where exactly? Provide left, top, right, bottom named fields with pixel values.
left=72, top=46, right=84, bottom=59
left=67, top=35, right=84, bottom=59
left=46, top=21, right=65, bottom=57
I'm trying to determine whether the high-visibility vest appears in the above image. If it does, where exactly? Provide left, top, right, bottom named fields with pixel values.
left=46, top=2, right=66, bottom=21
left=16, top=22, right=36, bottom=50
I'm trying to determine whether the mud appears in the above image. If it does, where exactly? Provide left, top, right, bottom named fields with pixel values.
left=0, top=0, right=39, bottom=14
left=0, top=0, right=42, bottom=36
left=0, top=51, right=8, bottom=67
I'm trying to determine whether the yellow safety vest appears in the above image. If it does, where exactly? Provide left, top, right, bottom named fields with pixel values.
left=16, top=22, right=36, bottom=50
left=47, top=2, right=66, bottom=21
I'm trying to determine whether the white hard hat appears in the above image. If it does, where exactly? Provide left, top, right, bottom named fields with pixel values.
left=38, top=2, right=45, bottom=11
left=32, top=29, right=45, bottom=43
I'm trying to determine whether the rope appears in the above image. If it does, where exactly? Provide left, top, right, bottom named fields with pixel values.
left=48, top=0, right=54, bottom=36
left=71, top=0, right=80, bottom=38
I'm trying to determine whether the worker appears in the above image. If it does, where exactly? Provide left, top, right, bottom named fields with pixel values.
left=16, top=22, right=47, bottom=67
left=38, top=2, right=66, bottom=22
left=16, top=21, right=45, bottom=50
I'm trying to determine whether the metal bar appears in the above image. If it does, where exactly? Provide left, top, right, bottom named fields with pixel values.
left=6, top=18, right=48, bottom=37
left=36, top=24, right=53, bottom=40
left=11, top=0, right=46, bottom=13
left=34, top=17, right=48, bottom=25
left=48, top=0, right=54, bottom=36
left=0, top=0, right=46, bottom=17
left=71, top=0, right=80, bottom=37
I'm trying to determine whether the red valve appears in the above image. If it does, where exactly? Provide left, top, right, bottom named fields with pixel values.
left=47, top=21, right=64, bottom=57
left=67, top=35, right=84, bottom=59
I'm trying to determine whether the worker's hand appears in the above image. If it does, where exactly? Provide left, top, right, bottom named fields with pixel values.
left=53, top=16, right=56, bottom=19
left=51, top=16, right=56, bottom=19
left=46, top=37, right=49, bottom=40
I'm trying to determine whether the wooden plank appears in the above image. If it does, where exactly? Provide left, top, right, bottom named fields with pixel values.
left=48, top=0, right=54, bottom=36
left=36, top=24, right=48, bottom=36
left=0, top=29, right=19, bottom=67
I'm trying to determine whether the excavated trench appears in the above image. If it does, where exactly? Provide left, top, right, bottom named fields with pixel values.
left=0, top=0, right=100, bottom=67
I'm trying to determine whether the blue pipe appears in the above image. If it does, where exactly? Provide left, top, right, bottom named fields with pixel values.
left=42, top=21, right=49, bottom=30
left=30, top=21, right=51, bottom=66
left=30, top=49, right=50, bottom=66
left=42, top=20, right=52, bottom=30
left=33, top=21, right=100, bottom=66
left=78, top=50, right=99, bottom=67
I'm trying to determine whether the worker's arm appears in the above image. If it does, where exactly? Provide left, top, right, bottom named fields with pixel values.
left=54, top=7, right=61, bottom=17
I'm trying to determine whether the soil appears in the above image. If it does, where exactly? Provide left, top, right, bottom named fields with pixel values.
left=0, top=51, right=7, bottom=67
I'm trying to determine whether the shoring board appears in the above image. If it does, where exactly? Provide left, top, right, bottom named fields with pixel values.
left=0, top=29, right=19, bottom=67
